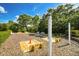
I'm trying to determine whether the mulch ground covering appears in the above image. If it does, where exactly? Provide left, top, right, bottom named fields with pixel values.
left=0, top=33, right=79, bottom=56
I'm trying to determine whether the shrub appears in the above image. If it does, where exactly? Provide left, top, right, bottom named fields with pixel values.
left=71, top=30, right=79, bottom=37
left=19, top=27, right=26, bottom=33
left=9, top=23, right=19, bottom=32
left=0, top=23, right=8, bottom=31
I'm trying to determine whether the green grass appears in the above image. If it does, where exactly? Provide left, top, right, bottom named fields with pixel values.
left=0, top=30, right=11, bottom=45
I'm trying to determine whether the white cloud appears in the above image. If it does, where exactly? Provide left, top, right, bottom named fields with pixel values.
left=15, top=15, right=19, bottom=19
left=0, top=6, right=7, bottom=13
left=73, top=4, right=79, bottom=9
left=14, top=15, right=19, bottom=23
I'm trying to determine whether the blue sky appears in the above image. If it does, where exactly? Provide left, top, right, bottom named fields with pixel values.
left=0, top=3, right=62, bottom=23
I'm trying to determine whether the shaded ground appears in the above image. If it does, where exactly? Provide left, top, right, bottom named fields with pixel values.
left=0, top=33, right=79, bottom=56
left=53, top=37, right=79, bottom=56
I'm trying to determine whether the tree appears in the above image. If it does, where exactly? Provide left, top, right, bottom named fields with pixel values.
left=38, top=4, right=79, bottom=35
left=48, top=4, right=75, bottom=34
left=17, top=14, right=32, bottom=31
left=38, top=14, right=48, bottom=33
left=32, top=15, right=40, bottom=32
left=9, top=23, right=19, bottom=32
left=8, top=20, right=14, bottom=30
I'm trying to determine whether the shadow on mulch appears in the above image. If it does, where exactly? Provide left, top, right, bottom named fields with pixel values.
left=61, top=35, right=79, bottom=44
left=29, top=33, right=47, bottom=38
left=28, top=33, right=35, bottom=36
left=71, top=37, right=79, bottom=43
left=58, top=43, right=69, bottom=48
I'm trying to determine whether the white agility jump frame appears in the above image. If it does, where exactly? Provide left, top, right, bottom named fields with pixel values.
left=68, top=23, right=71, bottom=45
left=48, top=14, right=71, bottom=56
left=48, top=13, right=52, bottom=56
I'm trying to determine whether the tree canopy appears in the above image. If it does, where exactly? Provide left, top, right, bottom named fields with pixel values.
left=1, top=4, right=79, bottom=35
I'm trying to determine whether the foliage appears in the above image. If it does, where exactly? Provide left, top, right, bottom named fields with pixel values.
left=9, top=23, right=19, bottom=32
left=71, top=30, right=79, bottom=37
left=8, top=20, right=14, bottom=29
left=1, top=4, right=79, bottom=35
left=19, top=27, right=26, bottom=33
left=17, top=14, right=40, bottom=33
left=0, top=23, right=8, bottom=31
left=38, top=4, right=79, bottom=34
left=38, top=14, right=48, bottom=33
left=32, top=15, right=40, bottom=32
left=17, top=14, right=32, bottom=31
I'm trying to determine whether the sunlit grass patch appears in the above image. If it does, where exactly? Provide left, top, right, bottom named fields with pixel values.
left=0, top=30, right=11, bottom=45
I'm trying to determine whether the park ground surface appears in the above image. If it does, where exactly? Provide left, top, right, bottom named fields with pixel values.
left=0, top=33, right=79, bottom=56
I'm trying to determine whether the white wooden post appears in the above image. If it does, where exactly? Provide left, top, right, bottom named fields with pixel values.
left=48, top=13, right=52, bottom=56
left=68, top=23, right=71, bottom=45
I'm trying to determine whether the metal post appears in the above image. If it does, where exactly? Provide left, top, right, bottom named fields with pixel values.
left=68, top=23, right=71, bottom=45
left=48, top=13, right=52, bottom=56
